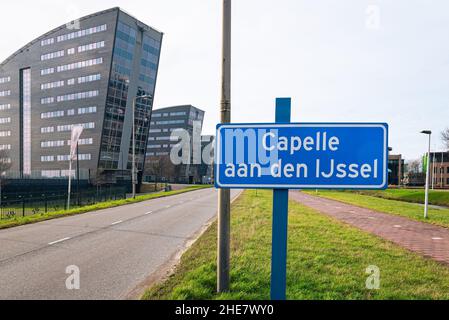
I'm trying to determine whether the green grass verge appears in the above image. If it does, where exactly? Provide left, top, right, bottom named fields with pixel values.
left=143, top=190, right=449, bottom=300
left=0, top=185, right=211, bottom=230
left=306, top=190, right=449, bottom=229
left=353, top=189, right=449, bottom=207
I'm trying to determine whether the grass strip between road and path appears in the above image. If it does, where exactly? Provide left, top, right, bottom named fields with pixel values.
left=305, top=190, right=449, bottom=229
left=0, top=185, right=212, bottom=231
left=350, top=189, right=449, bottom=208
left=143, top=190, right=449, bottom=300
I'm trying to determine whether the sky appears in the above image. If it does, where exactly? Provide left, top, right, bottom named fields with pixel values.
left=1, top=0, right=448, bottom=160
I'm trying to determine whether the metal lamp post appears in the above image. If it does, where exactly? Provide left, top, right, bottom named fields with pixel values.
left=132, top=94, right=153, bottom=199
left=421, top=130, right=432, bottom=219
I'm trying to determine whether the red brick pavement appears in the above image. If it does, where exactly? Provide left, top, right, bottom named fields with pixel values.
left=290, top=191, right=449, bottom=265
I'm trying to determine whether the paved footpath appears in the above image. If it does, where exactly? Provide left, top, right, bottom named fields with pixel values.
left=290, top=191, right=449, bottom=265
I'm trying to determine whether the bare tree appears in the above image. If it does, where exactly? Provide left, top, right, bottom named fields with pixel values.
left=146, top=156, right=175, bottom=184
left=442, top=128, right=449, bottom=150
left=406, top=159, right=421, bottom=174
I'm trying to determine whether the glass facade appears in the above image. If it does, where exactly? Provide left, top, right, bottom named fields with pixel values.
left=21, top=68, right=32, bottom=176
left=100, top=21, right=137, bottom=170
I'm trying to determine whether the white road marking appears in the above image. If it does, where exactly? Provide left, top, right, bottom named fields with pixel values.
left=394, top=225, right=402, bottom=228
left=145, top=211, right=153, bottom=215
left=165, top=205, right=171, bottom=208
left=367, top=217, right=376, bottom=220
left=111, top=220, right=123, bottom=226
left=48, top=237, right=71, bottom=245
left=432, top=237, right=443, bottom=240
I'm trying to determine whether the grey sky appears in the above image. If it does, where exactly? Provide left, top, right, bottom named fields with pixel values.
left=1, top=0, right=448, bottom=160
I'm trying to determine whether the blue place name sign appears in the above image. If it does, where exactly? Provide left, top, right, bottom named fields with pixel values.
left=215, top=123, right=389, bottom=189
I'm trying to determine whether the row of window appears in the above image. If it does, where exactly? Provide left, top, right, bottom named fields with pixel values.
left=56, top=57, right=103, bottom=73
left=0, top=131, right=11, bottom=137
left=78, top=41, right=105, bottom=53
left=41, top=110, right=64, bottom=119
left=41, top=138, right=93, bottom=148
left=0, top=117, right=11, bottom=124
left=41, top=74, right=101, bottom=91
left=41, top=122, right=95, bottom=134
left=57, top=90, right=99, bottom=102
left=0, top=76, right=10, bottom=84
left=149, top=128, right=178, bottom=134
left=41, top=38, right=55, bottom=46
left=147, top=152, right=169, bottom=157
left=41, top=106, right=97, bottom=119
left=41, top=80, right=64, bottom=90
left=41, top=50, right=65, bottom=61
left=56, top=24, right=107, bottom=43
left=41, top=154, right=92, bottom=162
left=152, top=120, right=185, bottom=126
left=0, top=144, right=11, bottom=150
left=0, top=90, right=11, bottom=97
left=78, top=74, right=101, bottom=84
left=0, top=104, right=11, bottom=110
left=152, top=112, right=187, bottom=118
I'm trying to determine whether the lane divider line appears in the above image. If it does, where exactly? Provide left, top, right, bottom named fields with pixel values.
left=145, top=211, right=153, bottom=215
left=48, top=237, right=71, bottom=245
left=111, top=220, right=123, bottom=226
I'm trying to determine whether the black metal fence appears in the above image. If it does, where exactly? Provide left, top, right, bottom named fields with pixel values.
left=0, top=186, right=128, bottom=220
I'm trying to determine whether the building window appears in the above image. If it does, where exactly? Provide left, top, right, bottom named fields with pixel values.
left=0, top=76, right=11, bottom=84
left=67, top=48, right=75, bottom=55
left=78, top=74, right=101, bottom=84
left=0, top=158, right=11, bottom=164
left=41, top=110, right=64, bottom=119
left=41, top=140, right=64, bottom=148
left=67, top=109, right=75, bottom=116
left=0, top=131, right=11, bottom=137
left=20, top=68, right=32, bottom=175
left=78, top=106, right=97, bottom=114
left=0, top=117, right=11, bottom=124
left=41, top=68, right=55, bottom=76
left=41, top=38, right=54, bottom=46
left=41, top=50, right=65, bottom=61
left=0, top=104, right=11, bottom=110
left=78, top=41, right=105, bottom=53
left=0, top=144, right=11, bottom=150
left=57, top=24, right=107, bottom=42
left=41, top=80, right=64, bottom=90
left=57, top=154, right=91, bottom=161
left=57, top=122, right=95, bottom=132
left=56, top=58, right=103, bottom=73
left=41, top=126, right=55, bottom=134
left=41, top=155, right=55, bottom=162
left=57, top=90, right=99, bottom=102
left=41, top=97, right=55, bottom=105
left=67, top=138, right=93, bottom=146
left=67, top=78, right=76, bottom=86
left=0, top=90, right=11, bottom=97
left=170, top=112, right=187, bottom=117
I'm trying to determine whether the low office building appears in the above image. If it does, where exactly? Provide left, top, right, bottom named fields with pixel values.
left=0, top=7, right=162, bottom=187
left=429, top=152, right=449, bottom=189
left=388, top=154, right=405, bottom=186
left=145, top=105, right=205, bottom=183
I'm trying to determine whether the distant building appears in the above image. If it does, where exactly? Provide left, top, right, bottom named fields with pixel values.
left=428, top=152, right=449, bottom=189
left=0, top=7, right=163, bottom=187
left=145, top=105, right=205, bottom=183
left=388, top=154, right=404, bottom=185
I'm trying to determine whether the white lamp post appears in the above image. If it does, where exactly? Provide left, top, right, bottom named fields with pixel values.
left=421, top=130, right=432, bottom=219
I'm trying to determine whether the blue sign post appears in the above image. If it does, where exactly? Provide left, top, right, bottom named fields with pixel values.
left=271, top=98, right=291, bottom=300
left=215, top=98, right=389, bottom=300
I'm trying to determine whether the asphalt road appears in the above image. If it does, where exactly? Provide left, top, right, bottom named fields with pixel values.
left=0, top=188, right=241, bottom=300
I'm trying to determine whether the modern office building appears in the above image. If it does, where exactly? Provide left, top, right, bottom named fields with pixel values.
left=145, top=105, right=205, bottom=183
left=0, top=7, right=162, bottom=186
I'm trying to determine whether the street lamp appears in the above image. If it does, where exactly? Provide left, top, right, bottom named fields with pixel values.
left=421, top=130, right=432, bottom=219
left=132, top=94, right=153, bottom=199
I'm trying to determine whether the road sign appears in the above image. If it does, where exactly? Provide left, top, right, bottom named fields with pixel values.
left=215, top=122, right=388, bottom=190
